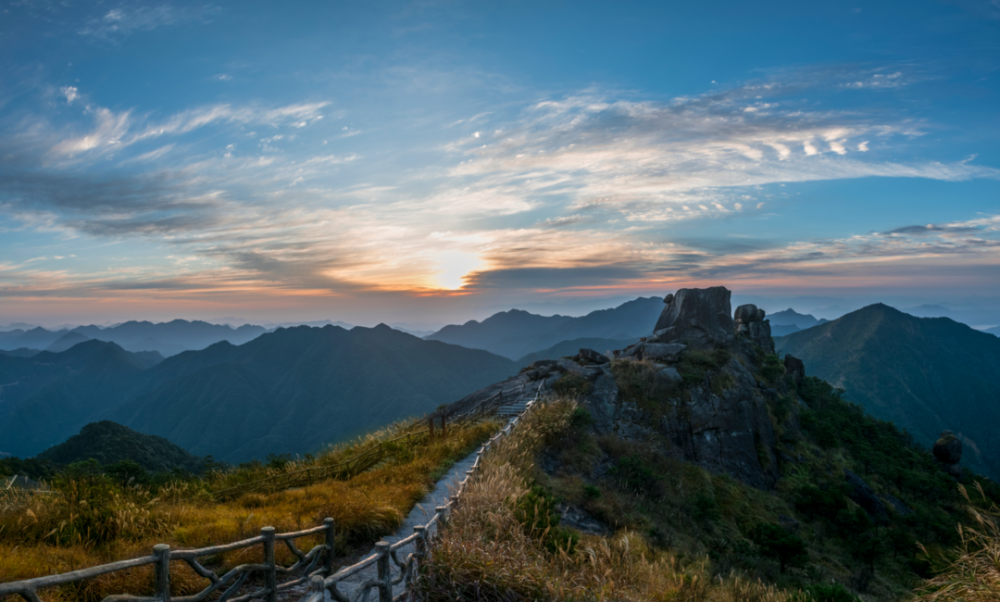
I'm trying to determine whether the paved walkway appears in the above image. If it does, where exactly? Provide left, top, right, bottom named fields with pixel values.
left=324, top=448, right=481, bottom=601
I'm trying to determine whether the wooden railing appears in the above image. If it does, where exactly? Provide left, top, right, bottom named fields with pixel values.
left=299, top=391, right=537, bottom=602
left=0, top=388, right=535, bottom=602
left=0, top=521, right=333, bottom=602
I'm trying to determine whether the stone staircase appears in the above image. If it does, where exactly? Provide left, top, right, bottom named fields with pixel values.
left=496, top=401, right=531, bottom=416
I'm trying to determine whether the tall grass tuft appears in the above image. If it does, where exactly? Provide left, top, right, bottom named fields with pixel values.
left=918, top=482, right=1000, bottom=601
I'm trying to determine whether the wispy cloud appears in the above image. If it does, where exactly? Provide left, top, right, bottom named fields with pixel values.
left=78, top=4, right=219, bottom=40
left=4, top=68, right=1000, bottom=303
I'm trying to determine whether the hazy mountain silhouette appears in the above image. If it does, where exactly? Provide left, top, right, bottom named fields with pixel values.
left=427, top=297, right=663, bottom=359
left=768, top=308, right=827, bottom=329
left=45, top=331, right=91, bottom=353
left=0, top=348, right=40, bottom=358
left=73, top=319, right=267, bottom=357
left=986, top=325, right=1000, bottom=336
left=110, top=324, right=518, bottom=462
left=777, top=304, right=1000, bottom=478
left=36, top=421, right=204, bottom=474
left=0, top=341, right=157, bottom=457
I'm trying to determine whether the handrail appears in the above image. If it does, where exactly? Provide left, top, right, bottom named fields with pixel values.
left=0, top=387, right=543, bottom=602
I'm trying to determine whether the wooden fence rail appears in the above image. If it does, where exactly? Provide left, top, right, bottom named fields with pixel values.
left=0, top=388, right=535, bottom=602
left=0, top=520, right=333, bottom=602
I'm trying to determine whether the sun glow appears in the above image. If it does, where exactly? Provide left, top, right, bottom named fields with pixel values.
left=432, top=251, right=482, bottom=290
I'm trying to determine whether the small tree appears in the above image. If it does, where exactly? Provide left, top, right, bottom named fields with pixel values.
left=751, top=522, right=808, bottom=572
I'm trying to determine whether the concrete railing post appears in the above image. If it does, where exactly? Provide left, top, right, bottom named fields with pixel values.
left=310, top=574, right=325, bottom=599
left=262, top=527, right=277, bottom=602
left=414, top=526, right=427, bottom=562
left=376, top=541, right=392, bottom=602
left=435, top=505, right=448, bottom=528
left=153, top=544, right=170, bottom=602
left=323, top=517, right=336, bottom=576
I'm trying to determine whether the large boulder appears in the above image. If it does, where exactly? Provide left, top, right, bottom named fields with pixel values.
left=734, top=303, right=774, bottom=353
left=653, top=287, right=734, bottom=350
left=784, top=354, right=805, bottom=385
left=933, top=431, right=962, bottom=466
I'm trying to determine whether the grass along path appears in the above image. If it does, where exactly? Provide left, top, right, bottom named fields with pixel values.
left=0, top=419, right=500, bottom=602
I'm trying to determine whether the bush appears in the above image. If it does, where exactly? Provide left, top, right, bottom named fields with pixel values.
left=806, top=583, right=859, bottom=602
left=583, top=484, right=601, bottom=500
left=514, top=486, right=579, bottom=554
left=553, top=373, right=592, bottom=399
left=750, top=522, right=808, bottom=572
left=761, top=354, right=785, bottom=385
left=570, top=407, right=594, bottom=428
left=609, top=454, right=659, bottom=497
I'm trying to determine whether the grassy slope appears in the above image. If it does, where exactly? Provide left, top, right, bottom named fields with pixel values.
left=0, top=418, right=499, bottom=601
left=424, top=360, right=1000, bottom=601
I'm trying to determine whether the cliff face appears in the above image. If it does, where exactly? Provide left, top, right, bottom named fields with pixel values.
left=450, top=286, right=792, bottom=490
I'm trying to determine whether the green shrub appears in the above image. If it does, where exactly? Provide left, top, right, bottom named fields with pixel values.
left=514, top=486, right=579, bottom=554
left=690, top=490, right=721, bottom=523
left=553, top=373, right=592, bottom=399
left=570, top=407, right=594, bottom=428
left=583, top=484, right=601, bottom=500
left=609, top=454, right=659, bottom=497
left=805, top=583, right=859, bottom=602
left=750, top=522, right=808, bottom=572
left=761, top=354, right=785, bottom=384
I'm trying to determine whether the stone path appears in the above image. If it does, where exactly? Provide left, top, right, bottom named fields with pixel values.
left=322, top=448, right=482, bottom=601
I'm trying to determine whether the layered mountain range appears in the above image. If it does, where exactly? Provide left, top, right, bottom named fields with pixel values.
left=425, top=296, right=663, bottom=359
left=0, top=325, right=517, bottom=462
left=0, top=320, right=267, bottom=357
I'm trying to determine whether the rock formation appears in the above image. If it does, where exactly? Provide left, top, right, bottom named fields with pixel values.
left=450, top=285, right=796, bottom=490
left=734, top=303, right=774, bottom=354
left=933, top=430, right=963, bottom=476
left=652, top=287, right=735, bottom=350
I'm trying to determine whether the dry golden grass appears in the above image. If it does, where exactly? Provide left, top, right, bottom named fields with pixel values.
left=0, top=419, right=498, bottom=602
left=917, top=482, right=1000, bottom=602
left=419, top=399, right=802, bottom=602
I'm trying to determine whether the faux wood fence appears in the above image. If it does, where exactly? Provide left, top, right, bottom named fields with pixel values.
left=0, top=388, right=532, bottom=602
left=0, top=520, right=333, bottom=602
left=298, top=394, right=536, bottom=602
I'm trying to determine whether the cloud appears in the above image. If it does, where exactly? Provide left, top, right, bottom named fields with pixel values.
left=48, top=99, right=330, bottom=158
left=78, top=4, right=220, bottom=40
left=4, top=68, right=1000, bottom=305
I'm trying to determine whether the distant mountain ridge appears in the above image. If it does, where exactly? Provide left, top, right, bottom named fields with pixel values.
left=0, top=319, right=268, bottom=357
left=0, top=340, right=161, bottom=458
left=0, top=325, right=518, bottom=462
left=427, top=297, right=664, bottom=359
left=986, top=325, right=1000, bottom=336
left=777, top=303, right=1000, bottom=478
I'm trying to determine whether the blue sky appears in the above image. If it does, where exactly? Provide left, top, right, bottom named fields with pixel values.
left=1, top=0, right=999, bottom=325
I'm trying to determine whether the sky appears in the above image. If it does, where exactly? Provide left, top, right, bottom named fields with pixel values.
left=1, top=0, right=999, bottom=327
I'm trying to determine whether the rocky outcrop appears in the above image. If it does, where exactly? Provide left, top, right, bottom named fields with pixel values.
left=734, top=303, right=774, bottom=354
left=933, top=431, right=963, bottom=476
left=661, top=357, right=779, bottom=489
left=845, top=469, right=888, bottom=521
left=577, top=348, right=610, bottom=365
left=653, top=287, right=734, bottom=350
left=784, top=355, right=805, bottom=385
